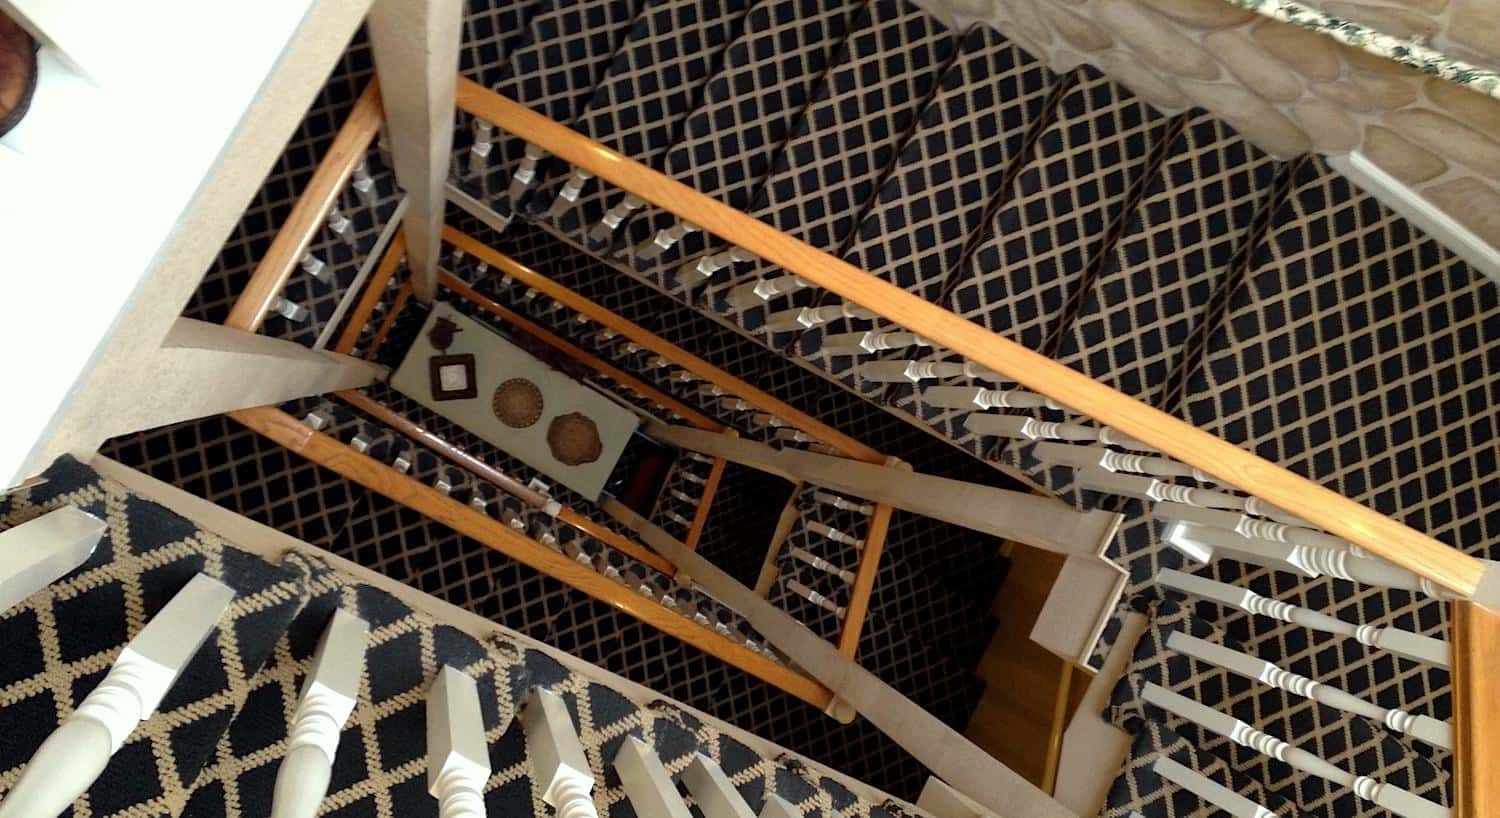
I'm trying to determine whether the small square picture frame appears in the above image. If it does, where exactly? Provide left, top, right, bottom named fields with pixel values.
left=428, top=354, right=478, bottom=401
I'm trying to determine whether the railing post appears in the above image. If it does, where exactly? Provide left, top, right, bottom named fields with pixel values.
left=367, top=0, right=462, bottom=301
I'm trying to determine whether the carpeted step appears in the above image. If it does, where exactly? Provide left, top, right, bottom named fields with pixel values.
left=526, top=0, right=759, bottom=238
left=1105, top=594, right=1451, bottom=818
left=888, top=65, right=1175, bottom=458
left=792, top=24, right=1060, bottom=388
left=617, top=0, right=864, bottom=274
left=0, top=456, right=317, bottom=818
left=689, top=0, right=957, bottom=300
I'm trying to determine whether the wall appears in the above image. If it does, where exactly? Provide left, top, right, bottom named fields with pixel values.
left=934, top=0, right=1500, bottom=256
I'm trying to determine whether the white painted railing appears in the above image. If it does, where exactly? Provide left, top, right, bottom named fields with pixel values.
left=1150, top=756, right=1281, bottom=818
left=0, top=573, right=234, bottom=818
left=427, top=667, right=492, bottom=818
left=0, top=506, right=105, bottom=613
left=522, top=688, right=599, bottom=818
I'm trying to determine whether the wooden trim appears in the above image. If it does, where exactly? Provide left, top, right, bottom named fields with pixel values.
left=454, top=78, right=1487, bottom=600
left=227, top=80, right=384, bottom=332
left=438, top=272, right=722, bottom=431
left=443, top=224, right=886, bottom=464
left=1042, top=659, right=1074, bottom=795
left=837, top=502, right=892, bottom=657
left=364, top=282, right=412, bottom=360
left=335, top=388, right=677, bottom=575
left=334, top=231, right=406, bottom=354
left=1452, top=601, right=1500, bottom=818
left=755, top=484, right=803, bottom=598
left=683, top=455, right=727, bottom=551
left=231, top=405, right=833, bottom=710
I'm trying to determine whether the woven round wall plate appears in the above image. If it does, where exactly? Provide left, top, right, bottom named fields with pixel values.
left=547, top=412, right=602, bottom=466
left=492, top=378, right=544, bottom=428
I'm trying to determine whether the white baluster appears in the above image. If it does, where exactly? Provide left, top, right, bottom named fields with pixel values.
left=1074, top=469, right=1244, bottom=510
left=1097, top=449, right=1214, bottom=483
left=774, top=428, right=817, bottom=445
left=861, top=360, right=1006, bottom=385
left=270, top=296, right=310, bottom=323
left=786, top=579, right=846, bottom=619
left=810, top=491, right=873, bottom=516
left=1166, top=631, right=1452, bottom=752
left=669, top=488, right=700, bottom=506
left=589, top=194, right=645, bottom=243
left=301, top=251, right=334, bottom=285
left=679, top=247, right=757, bottom=285
left=468, top=120, right=494, bottom=178
left=427, top=667, right=491, bottom=818
left=327, top=206, right=356, bottom=245
left=759, top=795, right=801, bottom=818
left=0, top=574, right=234, bottom=818
left=1154, top=502, right=1348, bottom=552
left=272, top=609, right=371, bottom=818
left=723, top=275, right=810, bottom=311
left=1142, top=684, right=1447, bottom=818
left=614, top=736, right=692, bottom=818
left=719, top=397, right=754, bottom=413
left=695, top=383, right=727, bottom=399
left=1157, top=568, right=1450, bottom=668
left=962, top=414, right=1155, bottom=451
left=680, top=754, right=756, bottom=818
left=1150, top=757, right=1282, bottom=818
left=818, top=330, right=931, bottom=357
left=509, top=143, right=548, bottom=201
left=803, top=520, right=864, bottom=550
left=922, top=385, right=1057, bottom=410
left=762, top=304, right=876, bottom=335
left=545, top=169, right=594, bottom=219
left=352, top=159, right=379, bottom=207
left=788, top=546, right=855, bottom=584
left=634, top=220, right=700, bottom=259
left=749, top=413, right=786, bottom=429
left=524, top=688, right=598, bottom=818
left=0, top=506, right=105, bottom=614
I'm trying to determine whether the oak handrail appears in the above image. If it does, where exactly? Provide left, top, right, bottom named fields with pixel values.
left=454, top=77, right=1496, bottom=605
left=227, top=80, right=385, bottom=332
left=837, top=501, right=892, bottom=657
left=684, top=455, right=728, bottom=551
left=231, top=405, right=835, bottom=711
left=1452, top=601, right=1500, bottom=818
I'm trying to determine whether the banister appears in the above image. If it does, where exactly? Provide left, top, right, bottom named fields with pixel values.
left=228, top=80, right=385, bottom=332
left=1452, top=602, right=1500, bottom=818
left=454, top=77, right=1496, bottom=606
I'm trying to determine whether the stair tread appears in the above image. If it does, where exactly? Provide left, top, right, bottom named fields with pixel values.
left=1177, top=153, right=1500, bottom=559
left=795, top=25, right=1059, bottom=385
left=528, top=0, right=759, bottom=237
left=693, top=0, right=956, bottom=300
left=460, top=0, right=546, bottom=90
left=1106, top=595, right=1452, bottom=818
left=0, top=456, right=316, bottom=818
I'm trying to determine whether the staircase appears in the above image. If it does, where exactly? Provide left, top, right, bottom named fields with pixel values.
left=436, top=0, right=1498, bottom=815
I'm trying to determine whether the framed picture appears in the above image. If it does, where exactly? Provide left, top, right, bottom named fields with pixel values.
left=428, top=354, right=478, bottom=401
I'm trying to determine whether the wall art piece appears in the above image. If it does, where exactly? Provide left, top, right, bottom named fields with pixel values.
left=492, top=378, right=544, bottom=428
left=547, top=413, right=602, bottom=466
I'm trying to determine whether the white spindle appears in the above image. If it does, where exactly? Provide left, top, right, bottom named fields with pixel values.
left=523, top=688, right=599, bottom=818
left=0, top=506, right=105, bottom=614
left=810, top=491, right=873, bottom=516
left=589, top=194, right=645, bottom=242
left=1157, top=569, right=1450, bottom=668
left=680, top=754, right=756, bottom=818
left=818, top=330, right=931, bottom=357
left=634, top=220, right=700, bottom=259
left=749, top=412, right=786, bottom=429
left=301, top=251, right=334, bottom=285
left=1156, top=502, right=1349, bottom=552
left=467, top=120, right=494, bottom=178
left=786, top=578, right=846, bottom=619
left=270, top=296, right=310, bottom=323
left=327, top=207, right=356, bottom=245
left=1150, top=756, right=1281, bottom=818
left=860, top=360, right=1004, bottom=385
left=922, top=385, right=1056, bottom=410
left=669, top=488, right=700, bottom=506
left=272, top=609, right=371, bottom=818
left=1166, top=630, right=1452, bottom=751
left=763, top=304, right=876, bottom=335
left=614, top=736, right=692, bottom=818
left=759, top=795, right=801, bottom=818
left=0, top=573, right=234, bottom=818
left=803, top=520, right=864, bottom=550
left=1142, top=684, right=1447, bottom=818
left=427, top=667, right=491, bottom=818
left=509, top=143, right=548, bottom=200
left=1029, top=441, right=1212, bottom=483
left=680, top=246, right=757, bottom=284
left=774, top=428, right=817, bottom=445
left=962, top=414, right=1154, bottom=451
left=545, top=169, right=594, bottom=218
left=1075, top=469, right=1245, bottom=510
left=788, top=547, right=855, bottom=584
left=723, top=275, right=809, bottom=310
left=352, top=159, right=379, bottom=206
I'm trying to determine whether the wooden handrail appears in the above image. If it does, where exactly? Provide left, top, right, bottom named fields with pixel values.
left=455, top=77, right=1494, bottom=603
left=684, top=454, right=728, bottom=551
left=228, top=80, right=385, bottom=332
left=443, top=224, right=887, bottom=465
left=231, top=405, right=834, bottom=710
left=336, top=388, right=677, bottom=576
left=837, top=502, right=892, bottom=657
left=1452, top=601, right=1500, bottom=818
left=334, top=231, right=406, bottom=355
left=438, top=271, right=722, bottom=431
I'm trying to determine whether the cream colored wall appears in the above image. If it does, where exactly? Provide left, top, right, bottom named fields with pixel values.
left=933, top=0, right=1500, bottom=254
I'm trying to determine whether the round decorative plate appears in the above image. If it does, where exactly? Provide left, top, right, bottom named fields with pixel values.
left=492, top=378, right=544, bottom=428
left=547, top=413, right=602, bottom=466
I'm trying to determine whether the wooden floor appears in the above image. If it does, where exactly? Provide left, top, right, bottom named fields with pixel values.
left=964, top=543, right=1090, bottom=791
